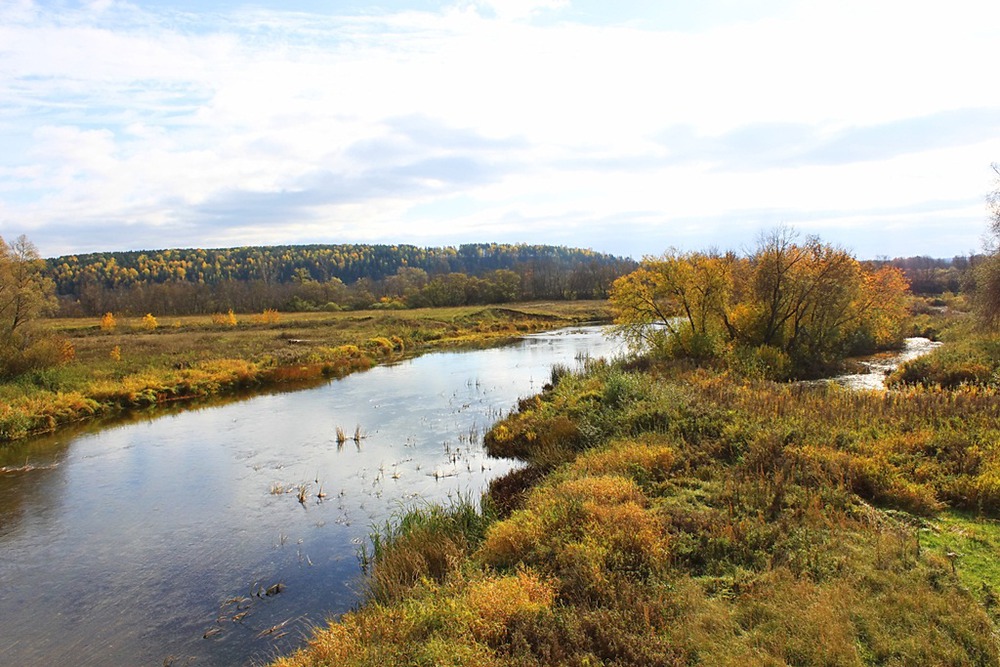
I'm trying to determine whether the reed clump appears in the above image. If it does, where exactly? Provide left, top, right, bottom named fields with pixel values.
left=361, top=498, right=496, bottom=605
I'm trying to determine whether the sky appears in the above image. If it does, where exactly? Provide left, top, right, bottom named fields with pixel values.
left=1, top=0, right=998, bottom=260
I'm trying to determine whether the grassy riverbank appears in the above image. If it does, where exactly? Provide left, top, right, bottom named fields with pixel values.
left=0, top=301, right=610, bottom=443
left=274, top=339, right=1000, bottom=666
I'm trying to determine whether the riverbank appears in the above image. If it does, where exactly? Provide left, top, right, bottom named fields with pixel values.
left=273, top=345, right=1000, bottom=666
left=0, top=301, right=611, bottom=443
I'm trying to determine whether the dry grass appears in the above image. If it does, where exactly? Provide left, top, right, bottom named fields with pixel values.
left=1, top=302, right=609, bottom=443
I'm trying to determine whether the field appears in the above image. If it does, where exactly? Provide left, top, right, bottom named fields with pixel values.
left=0, top=301, right=611, bottom=443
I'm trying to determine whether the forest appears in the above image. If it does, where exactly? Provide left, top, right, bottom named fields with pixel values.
left=45, top=242, right=637, bottom=316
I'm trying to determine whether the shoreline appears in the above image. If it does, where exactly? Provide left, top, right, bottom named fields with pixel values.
left=0, top=302, right=612, bottom=444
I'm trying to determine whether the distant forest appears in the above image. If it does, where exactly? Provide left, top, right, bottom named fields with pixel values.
left=44, top=242, right=981, bottom=318
left=888, top=255, right=976, bottom=294
left=46, top=243, right=637, bottom=316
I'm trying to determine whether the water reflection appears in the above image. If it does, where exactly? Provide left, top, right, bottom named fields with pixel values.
left=0, top=326, right=623, bottom=667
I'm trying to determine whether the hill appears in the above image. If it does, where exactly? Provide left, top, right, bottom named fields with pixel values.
left=46, top=243, right=636, bottom=316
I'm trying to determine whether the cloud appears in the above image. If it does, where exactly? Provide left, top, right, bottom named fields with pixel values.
left=652, top=108, right=1000, bottom=171
left=187, top=153, right=508, bottom=225
left=468, top=0, right=569, bottom=21
left=797, top=109, right=1000, bottom=167
left=0, top=0, right=998, bottom=260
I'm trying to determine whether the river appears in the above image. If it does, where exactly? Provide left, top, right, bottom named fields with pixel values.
left=825, top=337, right=943, bottom=390
left=0, top=326, right=624, bottom=667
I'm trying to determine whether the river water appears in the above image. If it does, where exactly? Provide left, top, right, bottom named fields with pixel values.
left=825, top=337, right=943, bottom=390
left=0, top=326, right=624, bottom=667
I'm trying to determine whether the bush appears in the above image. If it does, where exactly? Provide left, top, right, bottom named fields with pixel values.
left=0, top=335, right=73, bottom=378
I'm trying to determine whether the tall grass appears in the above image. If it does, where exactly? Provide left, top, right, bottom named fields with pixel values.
left=361, top=496, right=496, bottom=605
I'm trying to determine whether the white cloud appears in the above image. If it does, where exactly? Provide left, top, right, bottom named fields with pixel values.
left=468, top=0, right=569, bottom=21
left=0, top=0, right=997, bottom=257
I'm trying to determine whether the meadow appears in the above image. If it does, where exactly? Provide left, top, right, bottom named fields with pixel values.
left=272, top=308, right=1000, bottom=667
left=0, top=301, right=611, bottom=443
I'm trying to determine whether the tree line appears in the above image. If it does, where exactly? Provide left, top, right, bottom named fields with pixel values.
left=47, top=243, right=636, bottom=316
left=888, top=254, right=978, bottom=295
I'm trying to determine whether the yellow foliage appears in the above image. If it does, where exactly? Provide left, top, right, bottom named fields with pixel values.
left=610, top=231, right=912, bottom=367
left=571, top=439, right=674, bottom=481
left=534, top=475, right=648, bottom=512
left=273, top=570, right=553, bottom=667
left=99, top=312, right=116, bottom=330
left=464, top=570, right=556, bottom=642
left=211, top=309, right=238, bottom=326
left=478, top=511, right=545, bottom=568
left=480, top=473, right=670, bottom=585
left=141, top=313, right=157, bottom=330
left=367, top=336, right=394, bottom=356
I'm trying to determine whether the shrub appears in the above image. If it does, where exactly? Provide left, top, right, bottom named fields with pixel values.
left=570, top=438, right=675, bottom=488
left=211, top=310, right=238, bottom=326
left=478, top=475, right=670, bottom=600
left=367, top=337, right=395, bottom=356
left=0, top=336, right=73, bottom=378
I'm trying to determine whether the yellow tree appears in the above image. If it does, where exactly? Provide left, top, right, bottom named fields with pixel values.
left=852, top=265, right=911, bottom=347
left=609, top=250, right=734, bottom=357
left=0, top=235, right=58, bottom=375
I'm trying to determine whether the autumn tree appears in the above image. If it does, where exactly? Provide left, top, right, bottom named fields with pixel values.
left=610, top=229, right=911, bottom=376
left=971, top=163, right=1000, bottom=327
left=609, top=250, right=734, bottom=358
left=0, top=235, right=58, bottom=376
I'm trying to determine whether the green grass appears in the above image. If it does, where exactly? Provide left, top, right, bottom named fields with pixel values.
left=920, top=510, right=1000, bottom=602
